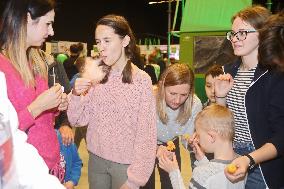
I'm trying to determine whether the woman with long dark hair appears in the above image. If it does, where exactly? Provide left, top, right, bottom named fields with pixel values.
left=0, top=0, right=68, bottom=181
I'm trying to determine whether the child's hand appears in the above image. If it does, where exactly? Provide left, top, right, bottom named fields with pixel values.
left=188, top=133, right=198, bottom=149
left=192, top=139, right=205, bottom=161
left=81, top=58, right=107, bottom=84
left=158, top=153, right=179, bottom=173
left=64, top=181, right=74, bottom=189
left=188, top=132, right=207, bottom=161
left=73, top=78, right=92, bottom=96
left=156, top=145, right=168, bottom=158
left=59, top=125, right=74, bottom=146
left=215, top=73, right=234, bottom=98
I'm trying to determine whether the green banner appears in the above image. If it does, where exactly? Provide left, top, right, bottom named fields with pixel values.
left=180, top=0, right=252, bottom=32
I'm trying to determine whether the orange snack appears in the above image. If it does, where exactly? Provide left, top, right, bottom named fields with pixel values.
left=81, top=57, right=109, bottom=84
left=166, top=140, right=176, bottom=151
left=227, top=164, right=237, bottom=174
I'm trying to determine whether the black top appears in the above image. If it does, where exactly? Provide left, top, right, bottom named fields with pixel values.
left=48, top=61, right=71, bottom=129
left=63, top=55, right=79, bottom=80
left=144, top=64, right=158, bottom=85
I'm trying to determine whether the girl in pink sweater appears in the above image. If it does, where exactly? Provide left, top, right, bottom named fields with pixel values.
left=68, top=15, right=157, bottom=189
left=0, top=0, right=68, bottom=179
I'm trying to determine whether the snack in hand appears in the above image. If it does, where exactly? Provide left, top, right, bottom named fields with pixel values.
left=166, top=140, right=176, bottom=151
left=81, top=57, right=110, bottom=84
left=227, top=163, right=237, bottom=174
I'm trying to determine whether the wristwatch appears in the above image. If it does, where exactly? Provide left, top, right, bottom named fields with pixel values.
left=244, top=154, right=256, bottom=170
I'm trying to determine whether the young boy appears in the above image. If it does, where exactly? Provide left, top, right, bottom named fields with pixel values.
left=55, top=130, right=83, bottom=189
left=203, top=65, right=224, bottom=108
left=158, top=104, right=245, bottom=189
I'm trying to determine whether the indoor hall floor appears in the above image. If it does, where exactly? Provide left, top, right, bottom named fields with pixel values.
left=76, top=137, right=192, bottom=189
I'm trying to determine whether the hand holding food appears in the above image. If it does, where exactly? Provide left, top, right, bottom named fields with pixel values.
left=227, top=163, right=237, bottom=174
left=166, top=140, right=176, bottom=151
left=27, top=84, right=63, bottom=118
left=81, top=57, right=110, bottom=84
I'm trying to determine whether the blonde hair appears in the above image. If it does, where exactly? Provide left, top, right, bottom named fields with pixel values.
left=157, top=63, right=194, bottom=125
left=29, top=48, right=49, bottom=79
left=195, top=104, right=235, bottom=141
left=3, top=46, right=48, bottom=87
left=5, top=38, right=34, bottom=87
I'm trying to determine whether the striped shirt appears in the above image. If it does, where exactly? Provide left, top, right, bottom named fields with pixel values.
left=227, top=68, right=256, bottom=143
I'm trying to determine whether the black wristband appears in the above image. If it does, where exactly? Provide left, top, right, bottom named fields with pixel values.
left=244, top=154, right=256, bottom=170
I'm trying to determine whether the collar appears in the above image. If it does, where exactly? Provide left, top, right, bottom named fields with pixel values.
left=224, top=59, right=267, bottom=81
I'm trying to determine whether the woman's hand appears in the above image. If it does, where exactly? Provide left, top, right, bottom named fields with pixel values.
left=72, top=78, right=92, bottom=96
left=58, top=93, right=68, bottom=111
left=224, top=156, right=249, bottom=183
left=214, top=73, right=234, bottom=98
left=158, top=153, right=179, bottom=173
left=28, top=84, right=62, bottom=118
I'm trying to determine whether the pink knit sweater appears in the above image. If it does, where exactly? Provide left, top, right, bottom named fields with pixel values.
left=0, top=54, right=60, bottom=169
left=67, top=66, right=157, bottom=188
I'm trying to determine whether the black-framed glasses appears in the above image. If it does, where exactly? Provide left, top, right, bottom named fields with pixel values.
left=226, top=30, right=257, bottom=41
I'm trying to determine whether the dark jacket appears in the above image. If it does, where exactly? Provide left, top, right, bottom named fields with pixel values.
left=48, top=61, right=71, bottom=129
left=63, top=56, right=79, bottom=81
left=224, top=60, right=284, bottom=188
left=144, top=64, right=158, bottom=85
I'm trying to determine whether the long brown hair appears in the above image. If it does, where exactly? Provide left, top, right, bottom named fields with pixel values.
left=231, top=5, right=271, bottom=30
left=259, top=13, right=284, bottom=71
left=157, top=63, right=195, bottom=125
left=0, top=0, right=55, bottom=86
left=96, top=14, right=138, bottom=84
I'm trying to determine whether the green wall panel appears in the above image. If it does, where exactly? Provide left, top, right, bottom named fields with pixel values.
left=180, top=32, right=226, bottom=103
left=195, top=74, right=207, bottom=104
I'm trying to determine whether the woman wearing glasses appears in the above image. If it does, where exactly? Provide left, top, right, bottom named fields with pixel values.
left=215, top=5, right=284, bottom=189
